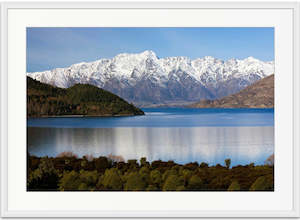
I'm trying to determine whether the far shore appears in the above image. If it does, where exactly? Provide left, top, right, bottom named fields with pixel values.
left=28, top=113, right=143, bottom=119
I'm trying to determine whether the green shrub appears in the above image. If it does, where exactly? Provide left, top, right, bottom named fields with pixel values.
left=124, top=172, right=147, bottom=191
left=180, top=169, right=193, bottom=185
left=99, top=168, right=123, bottom=190
left=187, top=175, right=203, bottom=190
left=78, top=183, right=88, bottom=190
left=139, top=166, right=150, bottom=184
left=163, top=174, right=184, bottom=191
left=27, top=157, right=58, bottom=190
left=59, top=170, right=81, bottom=190
left=162, top=169, right=177, bottom=182
left=209, top=175, right=231, bottom=190
left=59, top=170, right=99, bottom=191
left=227, top=180, right=241, bottom=191
left=250, top=175, right=273, bottom=191
left=150, top=170, right=162, bottom=186
left=78, top=170, right=98, bottom=190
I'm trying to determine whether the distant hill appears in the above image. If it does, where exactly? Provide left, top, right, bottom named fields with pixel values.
left=189, top=74, right=274, bottom=108
left=27, top=77, right=144, bottom=117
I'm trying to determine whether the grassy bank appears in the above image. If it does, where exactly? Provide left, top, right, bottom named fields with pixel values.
left=27, top=153, right=274, bottom=191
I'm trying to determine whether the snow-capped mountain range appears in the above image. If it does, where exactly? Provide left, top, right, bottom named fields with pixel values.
left=27, top=50, right=274, bottom=106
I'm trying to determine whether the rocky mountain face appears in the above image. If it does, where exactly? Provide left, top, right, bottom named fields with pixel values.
left=27, top=50, right=274, bottom=106
left=189, top=74, right=274, bottom=108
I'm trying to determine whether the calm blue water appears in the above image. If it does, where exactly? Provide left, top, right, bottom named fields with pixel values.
left=27, top=108, right=274, bottom=128
left=27, top=108, right=274, bottom=166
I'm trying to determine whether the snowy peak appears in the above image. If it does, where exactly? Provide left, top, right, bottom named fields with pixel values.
left=141, top=50, right=157, bottom=58
left=244, top=56, right=260, bottom=62
left=27, top=50, right=274, bottom=105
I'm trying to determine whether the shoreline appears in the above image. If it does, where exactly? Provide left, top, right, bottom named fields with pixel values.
left=28, top=113, right=144, bottom=119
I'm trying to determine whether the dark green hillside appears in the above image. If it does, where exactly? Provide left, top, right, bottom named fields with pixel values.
left=27, top=77, right=144, bottom=117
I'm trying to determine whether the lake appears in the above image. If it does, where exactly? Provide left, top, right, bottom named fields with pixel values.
left=27, top=108, right=274, bottom=166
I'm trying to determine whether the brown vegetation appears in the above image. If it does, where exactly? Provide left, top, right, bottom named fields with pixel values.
left=189, top=74, right=274, bottom=108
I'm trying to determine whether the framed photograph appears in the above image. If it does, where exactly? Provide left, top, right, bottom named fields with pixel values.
left=1, top=1, right=299, bottom=218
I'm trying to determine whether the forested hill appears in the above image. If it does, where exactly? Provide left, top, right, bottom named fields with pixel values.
left=27, top=77, right=144, bottom=117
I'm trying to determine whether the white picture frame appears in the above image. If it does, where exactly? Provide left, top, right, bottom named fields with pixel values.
left=1, top=1, right=299, bottom=218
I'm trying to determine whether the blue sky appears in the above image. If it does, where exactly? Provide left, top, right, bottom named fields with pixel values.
left=27, top=27, right=274, bottom=72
